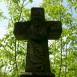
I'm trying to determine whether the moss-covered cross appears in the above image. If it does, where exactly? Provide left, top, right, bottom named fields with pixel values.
left=14, top=7, right=62, bottom=77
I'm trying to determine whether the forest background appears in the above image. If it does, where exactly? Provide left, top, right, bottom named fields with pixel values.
left=0, top=0, right=77, bottom=77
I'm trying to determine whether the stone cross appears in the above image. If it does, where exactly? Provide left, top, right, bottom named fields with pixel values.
left=14, top=7, right=62, bottom=77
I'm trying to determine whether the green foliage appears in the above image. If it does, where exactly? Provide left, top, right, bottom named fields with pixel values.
left=0, top=9, right=6, bottom=20
left=29, top=0, right=33, bottom=3
left=0, top=0, right=77, bottom=77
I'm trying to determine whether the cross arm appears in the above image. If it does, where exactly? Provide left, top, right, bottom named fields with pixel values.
left=13, top=21, right=30, bottom=40
left=46, top=21, right=62, bottom=40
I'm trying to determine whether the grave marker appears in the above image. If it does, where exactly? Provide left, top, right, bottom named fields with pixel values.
left=14, top=7, right=62, bottom=77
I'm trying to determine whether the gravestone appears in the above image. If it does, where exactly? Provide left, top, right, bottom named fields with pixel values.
left=14, top=7, right=62, bottom=77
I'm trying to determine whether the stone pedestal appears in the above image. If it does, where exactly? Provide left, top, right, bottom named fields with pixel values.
left=19, top=72, right=55, bottom=77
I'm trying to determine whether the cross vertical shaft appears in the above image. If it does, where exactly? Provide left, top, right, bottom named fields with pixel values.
left=26, top=38, right=50, bottom=72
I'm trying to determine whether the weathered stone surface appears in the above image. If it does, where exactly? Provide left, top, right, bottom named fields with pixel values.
left=26, top=39, right=50, bottom=72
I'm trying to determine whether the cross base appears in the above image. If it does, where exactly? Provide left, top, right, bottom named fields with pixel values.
left=19, top=72, right=55, bottom=77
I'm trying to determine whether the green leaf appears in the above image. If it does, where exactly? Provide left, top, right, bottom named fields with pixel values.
left=29, top=0, right=33, bottom=3
left=12, top=0, right=19, bottom=3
